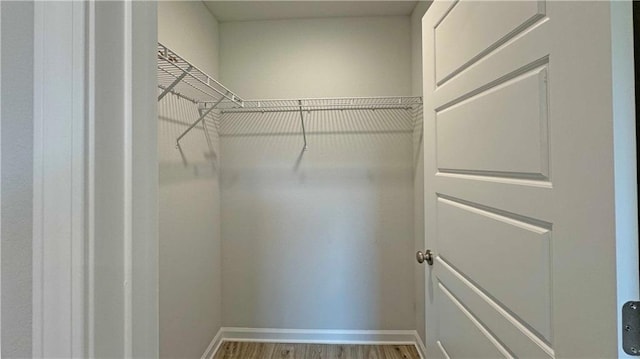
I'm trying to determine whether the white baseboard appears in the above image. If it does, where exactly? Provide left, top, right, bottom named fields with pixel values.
left=207, top=327, right=425, bottom=358
left=221, top=327, right=418, bottom=344
left=414, top=332, right=427, bottom=359
left=201, top=329, right=224, bottom=359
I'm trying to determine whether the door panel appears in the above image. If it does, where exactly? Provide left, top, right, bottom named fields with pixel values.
left=436, top=196, right=552, bottom=341
left=434, top=1, right=545, bottom=85
left=423, top=1, right=634, bottom=358
left=436, top=258, right=553, bottom=359
left=436, top=66, right=549, bottom=179
left=437, top=282, right=509, bottom=358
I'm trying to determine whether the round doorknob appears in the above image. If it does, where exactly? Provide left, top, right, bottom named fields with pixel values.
left=416, top=249, right=434, bottom=265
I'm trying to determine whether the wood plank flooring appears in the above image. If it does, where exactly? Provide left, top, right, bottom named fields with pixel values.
left=213, top=342, right=420, bottom=359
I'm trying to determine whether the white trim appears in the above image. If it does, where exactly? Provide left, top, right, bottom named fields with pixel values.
left=414, top=332, right=427, bottom=359
left=32, top=4, right=44, bottom=354
left=123, top=1, right=134, bottom=358
left=70, top=3, right=86, bottom=355
left=436, top=340, right=451, bottom=359
left=88, top=2, right=158, bottom=356
left=85, top=1, right=96, bottom=357
left=0, top=1, right=3, bottom=354
left=32, top=2, right=86, bottom=357
left=212, top=328, right=424, bottom=357
left=201, top=329, right=224, bottom=359
left=611, top=2, right=640, bottom=358
left=221, top=327, right=419, bottom=343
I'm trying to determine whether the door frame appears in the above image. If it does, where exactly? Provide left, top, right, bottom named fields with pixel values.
left=87, top=2, right=159, bottom=357
left=30, top=1, right=159, bottom=357
left=0, top=1, right=3, bottom=354
left=32, top=2, right=86, bottom=357
left=633, top=0, right=640, bottom=280
left=610, top=2, right=640, bottom=356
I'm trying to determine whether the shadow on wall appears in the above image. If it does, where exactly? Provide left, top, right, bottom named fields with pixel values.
left=157, top=91, right=225, bottom=358
left=220, top=107, right=420, bottom=330
left=412, top=105, right=424, bottom=173
left=158, top=92, right=221, bottom=185
left=219, top=108, right=416, bottom=187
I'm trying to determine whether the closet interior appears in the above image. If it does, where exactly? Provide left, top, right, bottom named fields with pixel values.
left=157, top=2, right=429, bottom=357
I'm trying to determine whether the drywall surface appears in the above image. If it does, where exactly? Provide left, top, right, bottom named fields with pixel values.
left=158, top=1, right=220, bottom=77
left=158, top=97, right=223, bottom=358
left=158, top=2, right=223, bottom=357
left=132, top=2, right=159, bottom=357
left=93, top=2, right=128, bottom=355
left=219, top=16, right=411, bottom=98
left=220, top=108, right=416, bottom=330
left=411, top=2, right=431, bottom=96
left=411, top=1, right=431, bottom=345
left=412, top=107, right=425, bottom=344
left=1, top=2, right=34, bottom=357
left=218, top=13, right=415, bottom=332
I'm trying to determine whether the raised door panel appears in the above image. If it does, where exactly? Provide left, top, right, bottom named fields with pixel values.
left=436, top=282, right=508, bottom=359
left=436, top=66, right=549, bottom=180
left=436, top=196, right=552, bottom=341
left=434, top=1, right=545, bottom=85
left=436, top=258, right=553, bottom=358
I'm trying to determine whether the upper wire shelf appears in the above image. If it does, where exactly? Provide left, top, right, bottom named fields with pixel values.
left=217, top=96, right=422, bottom=114
left=157, top=42, right=244, bottom=107
left=217, top=96, right=423, bottom=152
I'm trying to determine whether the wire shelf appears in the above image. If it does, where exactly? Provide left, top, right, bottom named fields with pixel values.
left=157, top=43, right=244, bottom=107
left=218, top=97, right=423, bottom=152
left=217, top=96, right=422, bottom=113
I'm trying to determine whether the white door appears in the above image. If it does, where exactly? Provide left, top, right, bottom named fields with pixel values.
left=422, top=1, right=638, bottom=358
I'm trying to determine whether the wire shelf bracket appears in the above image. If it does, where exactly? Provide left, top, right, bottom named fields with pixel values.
left=298, top=99, right=308, bottom=151
left=176, top=97, right=224, bottom=149
left=158, top=65, right=192, bottom=101
left=157, top=42, right=244, bottom=148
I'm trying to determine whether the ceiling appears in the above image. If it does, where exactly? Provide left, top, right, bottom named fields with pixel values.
left=203, top=1, right=420, bottom=22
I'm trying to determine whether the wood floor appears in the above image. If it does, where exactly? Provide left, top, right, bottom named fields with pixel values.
left=213, top=342, right=420, bottom=359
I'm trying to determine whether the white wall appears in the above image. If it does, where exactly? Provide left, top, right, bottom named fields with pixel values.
left=219, top=16, right=411, bottom=99
left=220, top=109, right=416, bottom=330
left=158, top=2, right=223, bottom=358
left=411, top=2, right=430, bottom=96
left=1, top=2, right=34, bottom=357
left=219, top=15, right=416, bottom=331
left=410, top=1, right=431, bottom=346
left=158, top=1, right=220, bottom=77
left=132, top=2, right=160, bottom=357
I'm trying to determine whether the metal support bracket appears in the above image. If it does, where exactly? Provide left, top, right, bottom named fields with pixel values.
left=298, top=99, right=308, bottom=151
left=200, top=107, right=217, bottom=162
left=176, top=93, right=226, bottom=148
left=623, top=301, right=640, bottom=355
left=158, top=65, right=192, bottom=101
